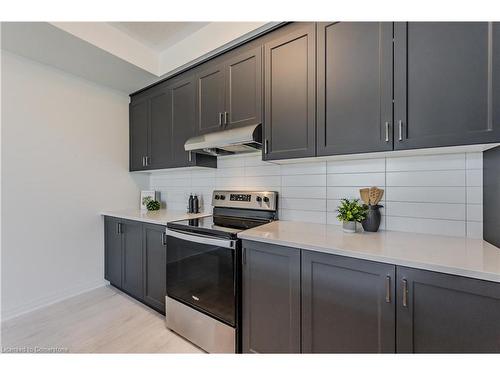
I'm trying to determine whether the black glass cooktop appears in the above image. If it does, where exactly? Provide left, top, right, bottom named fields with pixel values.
left=167, top=215, right=270, bottom=239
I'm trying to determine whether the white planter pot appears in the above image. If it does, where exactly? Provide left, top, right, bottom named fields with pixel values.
left=342, top=221, right=357, bottom=233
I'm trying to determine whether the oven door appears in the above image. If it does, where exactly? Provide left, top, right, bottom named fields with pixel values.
left=166, top=228, right=237, bottom=326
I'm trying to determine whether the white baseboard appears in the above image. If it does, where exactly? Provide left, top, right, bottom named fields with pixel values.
left=1, top=279, right=109, bottom=322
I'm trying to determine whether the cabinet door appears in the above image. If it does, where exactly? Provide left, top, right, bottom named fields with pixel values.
left=302, top=251, right=396, bottom=353
left=197, top=63, right=226, bottom=134
left=121, top=220, right=144, bottom=300
left=148, top=89, right=171, bottom=170
left=142, top=224, right=167, bottom=313
left=129, top=99, right=149, bottom=171
left=397, top=267, right=500, bottom=353
left=263, top=23, right=316, bottom=160
left=104, top=217, right=122, bottom=288
left=169, top=76, right=197, bottom=167
left=241, top=241, right=301, bottom=353
left=394, top=22, right=500, bottom=150
left=317, top=22, right=393, bottom=156
left=225, top=46, right=262, bottom=129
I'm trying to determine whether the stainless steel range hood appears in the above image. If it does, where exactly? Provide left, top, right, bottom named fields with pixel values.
left=184, top=123, right=262, bottom=156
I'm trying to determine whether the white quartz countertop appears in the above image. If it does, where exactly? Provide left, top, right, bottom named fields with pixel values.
left=238, top=221, right=500, bottom=283
left=101, top=209, right=209, bottom=226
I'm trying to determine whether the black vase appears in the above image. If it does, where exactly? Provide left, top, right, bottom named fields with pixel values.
left=362, top=205, right=382, bottom=232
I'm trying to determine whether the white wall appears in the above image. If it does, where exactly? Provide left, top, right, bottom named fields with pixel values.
left=1, top=51, right=147, bottom=321
left=150, top=151, right=483, bottom=238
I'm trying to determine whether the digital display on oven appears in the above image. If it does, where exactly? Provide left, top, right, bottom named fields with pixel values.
left=230, top=193, right=252, bottom=202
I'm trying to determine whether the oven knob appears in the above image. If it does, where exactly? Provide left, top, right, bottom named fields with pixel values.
left=263, top=196, right=270, bottom=203
left=256, top=196, right=262, bottom=202
left=220, top=195, right=226, bottom=200
left=214, top=195, right=220, bottom=200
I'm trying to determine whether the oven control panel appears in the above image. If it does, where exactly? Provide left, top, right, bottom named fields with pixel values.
left=212, top=190, right=278, bottom=211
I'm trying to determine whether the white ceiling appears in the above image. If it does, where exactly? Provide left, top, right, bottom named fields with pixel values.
left=109, top=22, right=209, bottom=52
left=1, top=22, right=279, bottom=93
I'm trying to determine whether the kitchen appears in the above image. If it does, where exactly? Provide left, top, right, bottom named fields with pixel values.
left=1, top=1, right=500, bottom=373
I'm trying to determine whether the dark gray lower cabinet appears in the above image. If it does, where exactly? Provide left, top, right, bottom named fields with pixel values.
left=104, top=217, right=167, bottom=314
left=302, top=251, right=396, bottom=353
left=104, top=217, right=122, bottom=288
left=241, top=241, right=301, bottom=353
left=121, top=220, right=144, bottom=300
left=142, top=224, right=167, bottom=312
left=396, top=266, right=500, bottom=353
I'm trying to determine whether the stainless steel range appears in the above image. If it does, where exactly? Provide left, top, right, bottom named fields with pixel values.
left=165, top=190, right=278, bottom=353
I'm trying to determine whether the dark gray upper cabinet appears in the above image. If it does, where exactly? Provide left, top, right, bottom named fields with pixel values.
left=142, top=224, right=167, bottom=313
left=397, top=266, right=500, bottom=353
left=196, top=63, right=226, bottom=134
left=263, top=23, right=316, bottom=160
left=121, top=220, right=144, bottom=300
left=148, top=90, right=171, bottom=170
left=317, top=22, right=394, bottom=156
left=241, top=240, right=301, bottom=353
left=394, top=22, right=500, bottom=150
left=169, top=75, right=198, bottom=167
left=302, top=251, right=396, bottom=353
left=225, top=46, right=262, bottom=129
left=129, top=99, right=149, bottom=171
left=104, top=217, right=122, bottom=288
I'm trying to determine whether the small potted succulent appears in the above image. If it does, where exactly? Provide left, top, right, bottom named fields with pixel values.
left=336, top=198, right=367, bottom=233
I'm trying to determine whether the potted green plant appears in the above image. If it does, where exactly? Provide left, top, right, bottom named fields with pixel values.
left=142, top=196, right=161, bottom=211
left=336, top=198, right=367, bottom=233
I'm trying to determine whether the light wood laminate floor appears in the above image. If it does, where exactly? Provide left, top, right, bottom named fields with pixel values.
left=1, top=285, right=204, bottom=353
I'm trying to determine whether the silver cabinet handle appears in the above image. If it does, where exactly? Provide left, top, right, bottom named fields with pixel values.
left=188, top=151, right=192, bottom=162
left=224, top=111, right=229, bottom=126
left=264, top=139, right=269, bottom=154
left=385, top=122, right=390, bottom=142
left=162, top=232, right=167, bottom=246
left=402, top=278, right=408, bottom=307
left=385, top=275, right=391, bottom=303
left=166, top=228, right=236, bottom=249
left=218, top=112, right=223, bottom=127
left=117, top=222, right=123, bottom=234
left=142, top=156, right=146, bottom=167
left=398, top=120, right=403, bottom=141
left=146, top=156, right=150, bottom=166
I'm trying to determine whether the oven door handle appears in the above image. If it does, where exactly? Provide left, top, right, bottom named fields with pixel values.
left=165, top=229, right=236, bottom=250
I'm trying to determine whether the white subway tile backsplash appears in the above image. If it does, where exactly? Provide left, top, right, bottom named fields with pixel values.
left=386, top=217, right=465, bottom=237
left=386, top=153, right=465, bottom=171
left=280, top=209, right=326, bottom=224
left=327, top=158, right=385, bottom=173
left=282, top=174, right=326, bottom=187
left=466, top=169, right=483, bottom=186
left=385, top=202, right=465, bottom=221
left=466, top=204, right=483, bottom=222
left=327, top=172, right=385, bottom=187
left=244, top=175, right=281, bottom=189
left=149, top=152, right=483, bottom=238
left=281, top=186, right=327, bottom=199
left=282, top=161, right=327, bottom=175
left=328, top=186, right=371, bottom=200
left=280, top=198, right=326, bottom=212
left=386, top=170, right=465, bottom=187
left=467, top=221, right=483, bottom=239
left=386, top=186, right=465, bottom=204
left=466, top=152, right=483, bottom=169
left=467, top=186, right=483, bottom=204
left=245, top=165, right=281, bottom=176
